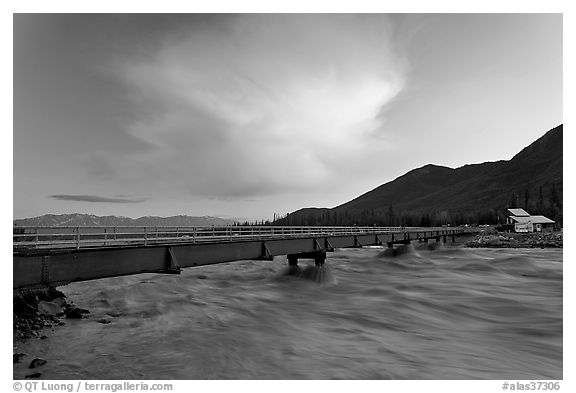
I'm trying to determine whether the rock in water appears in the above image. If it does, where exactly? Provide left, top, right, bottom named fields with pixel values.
left=13, top=353, right=26, bottom=363
left=25, top=372, right=42, bottom=379
left=65, top=306, right=90, bottom=319
left=29, top=358, right=47, bottom=368
left=97, top=316, right=113, bottom=324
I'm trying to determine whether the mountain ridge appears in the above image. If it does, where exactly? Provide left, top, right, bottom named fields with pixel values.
left=13, top=213, right=235, bottom=227
left=276, top=124, right=562, bottom=226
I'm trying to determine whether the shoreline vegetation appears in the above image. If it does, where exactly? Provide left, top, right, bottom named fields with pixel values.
left=464, top=230, right=563, bottom=249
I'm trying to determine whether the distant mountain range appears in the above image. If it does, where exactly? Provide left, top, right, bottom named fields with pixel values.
left=275, top=124, right=563, bottom=226
left=13, top=214, right=235, bottom=227
left=15, top=125, right=562, bottom=228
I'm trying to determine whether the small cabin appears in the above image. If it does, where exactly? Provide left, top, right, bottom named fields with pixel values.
left=507, top=208, right=555, bottom=232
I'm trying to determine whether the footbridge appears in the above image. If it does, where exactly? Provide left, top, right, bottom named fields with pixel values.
left=13, top=225, right=467, bottom=290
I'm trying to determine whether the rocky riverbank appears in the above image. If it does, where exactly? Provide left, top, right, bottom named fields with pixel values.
left=13, top=288, right=90, bottom=378
left=465, top=231, right=562, bottom=248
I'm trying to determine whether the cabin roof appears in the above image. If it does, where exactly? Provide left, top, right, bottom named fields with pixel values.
left=507, top=208, right=530, bottom=217
left=510, top=215, right=555, bottom=224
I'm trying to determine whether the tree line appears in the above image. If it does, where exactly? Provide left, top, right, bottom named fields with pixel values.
left=268, top=182, right=562, bottom=228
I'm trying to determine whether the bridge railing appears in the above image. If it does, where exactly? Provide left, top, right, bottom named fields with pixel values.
left=13, top=225, right=461, bottom=251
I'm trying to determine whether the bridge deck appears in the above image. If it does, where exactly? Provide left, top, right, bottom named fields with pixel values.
left=13, top=226, right=466, bottom=290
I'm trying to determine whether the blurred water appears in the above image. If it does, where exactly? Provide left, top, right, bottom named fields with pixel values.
left=13, top=244, right=562, bottom=380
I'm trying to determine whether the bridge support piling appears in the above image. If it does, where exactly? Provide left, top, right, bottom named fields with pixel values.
left=287, top=251, right=326, bottom=268
left=287, top=254, right=299, bottom=274
left=315, top=252, right=326, bottom=267
left=288, top=255, right=298, bottom=267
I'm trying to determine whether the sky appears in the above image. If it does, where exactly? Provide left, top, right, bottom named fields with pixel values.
left=13, top=13, right=563, bottom=221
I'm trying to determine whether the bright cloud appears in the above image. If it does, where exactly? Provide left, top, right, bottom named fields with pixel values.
left=114, top=14, right=407, bottom=199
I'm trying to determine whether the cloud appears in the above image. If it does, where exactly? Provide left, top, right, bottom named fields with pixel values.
left=108, top=14, right=408, bottom=199
left=50, top=195, right=146, bottom=203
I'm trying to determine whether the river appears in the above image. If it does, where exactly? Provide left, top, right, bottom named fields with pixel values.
left=13, top=243, right=562, bottom=380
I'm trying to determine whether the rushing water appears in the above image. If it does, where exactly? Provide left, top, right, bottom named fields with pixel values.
left=13, top=243, right=562, bottom=380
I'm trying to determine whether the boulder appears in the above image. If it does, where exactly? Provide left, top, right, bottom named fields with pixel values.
left=13, top=295, right=39, bottom=318
left=65, top=306, right=90, bottom=319
left=13, top=353, right=26, bottom=363
left=38, top=300, right=63, bottom=316
left=29, top=358, right=47, bottom=368
left=51, top=296, right=67, bottom=308
left=97, top=316, right=113, bottom=324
